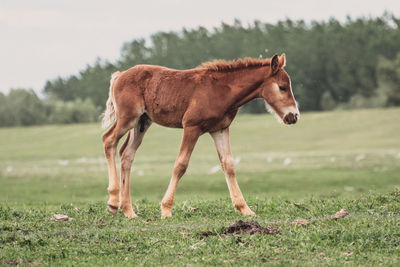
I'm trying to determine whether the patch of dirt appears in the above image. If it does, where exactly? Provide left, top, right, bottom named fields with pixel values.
left=52, top=214, right=73, bottom=221
left=224, top=220, right=278, bottom=235
left=198, top=231, right=214, bottom=238
left=331, top=209, right=349, bottom=220
left=198, top=220, right=280, bottom=238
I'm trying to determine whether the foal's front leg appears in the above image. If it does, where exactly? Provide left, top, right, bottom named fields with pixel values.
left=160, top=126, right=200, bottom=218
left=211, top=128, right=255, bottom=216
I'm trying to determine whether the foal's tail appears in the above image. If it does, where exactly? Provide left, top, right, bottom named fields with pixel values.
left=101, top=71, right=121, bottom=129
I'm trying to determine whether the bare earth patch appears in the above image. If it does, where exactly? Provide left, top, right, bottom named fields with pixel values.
left=199, top=220, right=280, bottom=238
left=332, top=208, right=349, bottom=220
left=52, top=214, right=73, bottom=221
left=224, top=220, right=280, bottom=235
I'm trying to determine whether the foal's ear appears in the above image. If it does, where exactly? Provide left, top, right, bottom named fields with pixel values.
left=279, top=53, right=286, bottom=68
left=271, top=54, right=279, bottom=75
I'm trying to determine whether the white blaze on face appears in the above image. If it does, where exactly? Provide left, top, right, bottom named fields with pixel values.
left=288, top=79, right=300, bottom=115
left=264, top=82, right=299, bottom=124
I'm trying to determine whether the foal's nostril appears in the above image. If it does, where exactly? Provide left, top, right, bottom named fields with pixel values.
left=290, top=113, right=296, bottom=124
left=284, top=112, right=298, bottom=124
left=293, top=113, right=299, bottom=123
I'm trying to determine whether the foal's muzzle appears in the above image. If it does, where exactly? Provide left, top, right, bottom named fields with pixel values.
left=283, top=112, right=299, bottom=125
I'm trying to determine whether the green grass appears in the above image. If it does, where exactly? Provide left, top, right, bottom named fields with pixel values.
left=1, top=108, right=400, bottom=265
left=1, top=192, right=399, bottom=266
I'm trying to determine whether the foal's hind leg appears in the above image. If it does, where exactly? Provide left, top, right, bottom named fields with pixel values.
left=102, top=117, right=138, bottom=214
left=210, top=128, right=255, bottom=216
left=119, top=115, right=151, bottom=218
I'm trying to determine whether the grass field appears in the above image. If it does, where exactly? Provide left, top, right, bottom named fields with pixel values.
left=1, top=108, right=400, bottom=265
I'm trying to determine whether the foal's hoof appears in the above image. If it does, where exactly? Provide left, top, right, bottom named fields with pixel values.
left=161, top=210, right=172, bottom=218
left=122, top=208, right=138, bottom=219
left=242, top=210, right=256, bottom=216
left=108, top=204, right=119, bottom=214
left=239, top=207, right=256, bottom=216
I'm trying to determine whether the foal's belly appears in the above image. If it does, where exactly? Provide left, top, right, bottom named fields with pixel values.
left=144, top=95, right=187, bottom=128
left=146, top=110, right=184, bottom=128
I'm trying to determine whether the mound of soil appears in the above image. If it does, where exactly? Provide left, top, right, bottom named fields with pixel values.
left=332, top=208, right=349, bottom=220
left=199, top=220, right=279, bottom=238
left=225, top=220, right=274, bottom=235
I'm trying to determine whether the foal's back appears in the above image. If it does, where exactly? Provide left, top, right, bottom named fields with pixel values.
left=114, top=65, right=215, bottom=128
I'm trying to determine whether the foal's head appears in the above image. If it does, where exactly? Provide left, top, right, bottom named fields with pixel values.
left=260, top=54, right=299, bottom=124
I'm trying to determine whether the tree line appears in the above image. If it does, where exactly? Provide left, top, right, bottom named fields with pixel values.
left=2, top=13, right=400, bottom=126
left=0, top=89, right=99, bottom=127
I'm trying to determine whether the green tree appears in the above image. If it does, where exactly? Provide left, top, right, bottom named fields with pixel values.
left=0, top=92, right=14, bottom=126
left=7, top=89, right=47, bottom=126
left=47, top=98, right=100, bottom=124
left=377, top=53, right=400, bottom=106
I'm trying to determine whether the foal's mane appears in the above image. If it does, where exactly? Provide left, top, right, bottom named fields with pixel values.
left=199, top=57, right=272, bottom=72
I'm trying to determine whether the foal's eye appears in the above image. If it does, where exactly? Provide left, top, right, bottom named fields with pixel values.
left=279, top=86, right=287, bottom=92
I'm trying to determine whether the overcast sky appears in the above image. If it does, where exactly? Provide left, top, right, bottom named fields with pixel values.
left=1, top=0, right=399, bottom=94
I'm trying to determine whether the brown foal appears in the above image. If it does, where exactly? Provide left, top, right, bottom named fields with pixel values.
left=101, top=54, right=299, bottom=218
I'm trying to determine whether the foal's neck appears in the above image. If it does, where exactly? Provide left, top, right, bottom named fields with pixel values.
left=225, top=66, right=267, bottom=109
